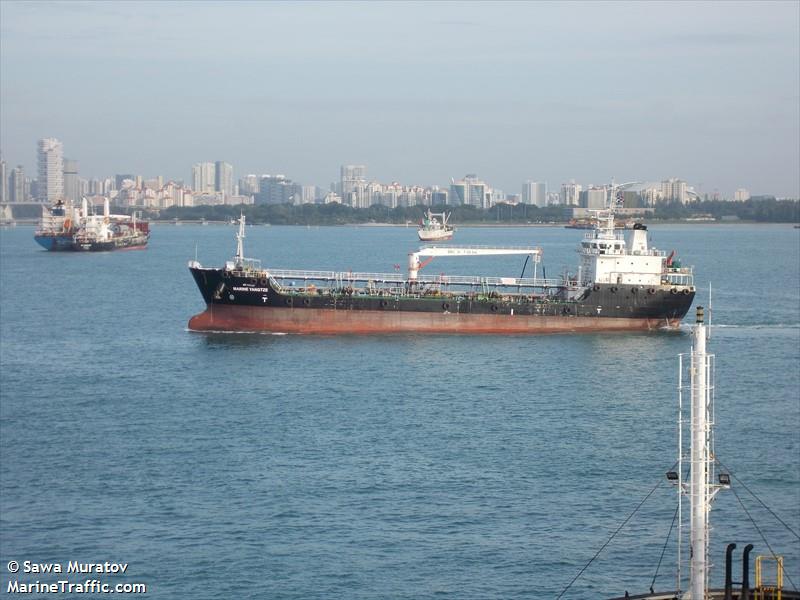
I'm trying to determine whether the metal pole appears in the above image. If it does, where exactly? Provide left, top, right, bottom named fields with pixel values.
left=677, top=354, right=683, bottom=595
left=690, top=306, right=708, bottom=600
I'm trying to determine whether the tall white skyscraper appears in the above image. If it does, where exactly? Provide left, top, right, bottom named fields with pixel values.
left=340, top=165, right=367, bottom=207
left=560, top=180, right=582, bottom=206
left=192, top=162, right=215, bottom=193
left=37, top=138, right=64, bottom=202
left=300, top=185, right=317, bottom=204
left=734, top=188, right=750, bottom=202
left=661, top=178, right=688, bottom=203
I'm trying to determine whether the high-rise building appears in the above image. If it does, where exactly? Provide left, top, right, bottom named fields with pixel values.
left=734, top=188, right=750, bottom=202
left=579, top=187, right=607, bottom=209
left=0, top=156, right=7, bottom=203
left=522, top=181, right=547, bottom=207
left=521, top=181, right=534, bottom=204
left=619, top=190, right=640, bottom=208
left=63, top=159, right=80, bottom=203
left=215, top=161, right=233, bottom=197
left=257, top=175, right=299, bottom=205
left=143, top=177, right=163, bottom=191
left=340, top=165, right=366, bottom=197
left=300, top=185, right=317, bottom=204
left=9, top=165, right=27, bottom=202
left=192, top=162, right=215, bottom=193
left=115, top=174, right=135, bottom=191
left=661, top=178, right=688, bottom=203
left=430, top=188, right=448, bottom=206
left=451, top=174, right=490, bottom=208
left=560, top=180, right=582, bottom=206
left=37, top=138, right=64, bottom=202
left=239, top=175, right=260, bottom=195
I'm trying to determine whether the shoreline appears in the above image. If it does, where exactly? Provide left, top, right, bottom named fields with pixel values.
left=6, top=220, right=798, bottom=228
left=147, top=220, right=799, bottom=227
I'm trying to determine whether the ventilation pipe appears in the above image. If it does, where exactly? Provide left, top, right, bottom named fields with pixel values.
left=724, top=543, right=736, bottom=600
left=741, top=543, right=754, bottom=600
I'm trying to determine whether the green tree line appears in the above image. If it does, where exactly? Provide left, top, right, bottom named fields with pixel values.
left=145, top=198, right=799, bottom=225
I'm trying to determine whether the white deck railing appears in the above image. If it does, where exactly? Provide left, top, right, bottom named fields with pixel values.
left=265, top=268, right=564, bottom=290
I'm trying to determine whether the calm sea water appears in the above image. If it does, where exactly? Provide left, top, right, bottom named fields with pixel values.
left=1, top=223, right=798, bottom=598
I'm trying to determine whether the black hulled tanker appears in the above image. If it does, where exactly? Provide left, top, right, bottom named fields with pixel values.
left=188, top=211, right=695, bottom=334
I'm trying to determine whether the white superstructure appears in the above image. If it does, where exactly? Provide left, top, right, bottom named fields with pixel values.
left=577, top=207, right=694, bottom=289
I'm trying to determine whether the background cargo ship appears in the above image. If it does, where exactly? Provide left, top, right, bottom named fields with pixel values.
left=188, top=205, right=695, bottom=334
left=35, top=198, right=149, bottom=251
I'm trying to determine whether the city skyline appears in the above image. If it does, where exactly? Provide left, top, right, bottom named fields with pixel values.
left=1, top=1, right=798, bottom=198
left=0, top=137, right=776, bottom=209
left=0, top=137, right=780, bottom=206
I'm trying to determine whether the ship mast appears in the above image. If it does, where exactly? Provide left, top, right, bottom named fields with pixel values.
left=234, top=214, right=246, bottom=268
left=684, top=305, right=722, bottom=599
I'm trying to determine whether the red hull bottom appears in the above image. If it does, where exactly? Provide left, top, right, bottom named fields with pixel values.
left=188, top=305, right=682, bottom=335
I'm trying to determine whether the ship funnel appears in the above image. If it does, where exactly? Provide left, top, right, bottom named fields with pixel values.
left=81, top=197, right=88, bottom=218
left=103, top=198, right=110, bottom=218
left=628, top=226, right=648, bottom=253
left=408, top=252, right=420, bottom=281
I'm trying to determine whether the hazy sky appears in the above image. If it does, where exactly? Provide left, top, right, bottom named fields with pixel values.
left=1, top=0, right=798, bottom=197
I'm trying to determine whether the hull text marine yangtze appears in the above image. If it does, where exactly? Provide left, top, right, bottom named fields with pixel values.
left=187, top=200, right=696, bottom=334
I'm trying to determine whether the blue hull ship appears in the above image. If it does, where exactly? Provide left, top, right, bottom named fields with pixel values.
left=34, top=233, right=75, bottom=251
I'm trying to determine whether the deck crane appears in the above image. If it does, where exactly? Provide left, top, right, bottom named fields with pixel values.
left=407, top=245, right=542, bottom=282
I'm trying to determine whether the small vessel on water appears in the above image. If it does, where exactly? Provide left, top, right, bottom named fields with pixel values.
left=564, top=218, right=597, bottom=230
left=418, top=209, right=454, bottom=241
left=566, top=217, right=634, bottom=230
left=187, top=196, right=696, bottom=334
left=35, top=198, right=149, bottom=251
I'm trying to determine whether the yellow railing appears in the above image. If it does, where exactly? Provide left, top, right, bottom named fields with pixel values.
left=755, top=555, right=784, bottom=600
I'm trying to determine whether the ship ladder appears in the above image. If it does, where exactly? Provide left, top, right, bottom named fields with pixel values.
left=755, top=555, right=784, bottom=600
